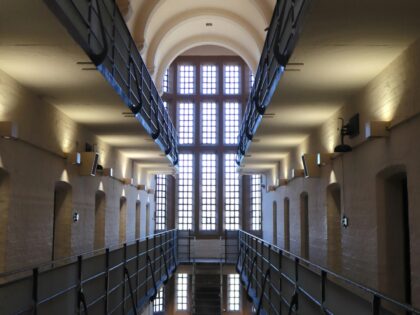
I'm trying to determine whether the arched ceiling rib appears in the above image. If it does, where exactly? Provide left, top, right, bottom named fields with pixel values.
left=154, top=34, right=259, bottom=92
left=145, top=9, right=263, bottom=74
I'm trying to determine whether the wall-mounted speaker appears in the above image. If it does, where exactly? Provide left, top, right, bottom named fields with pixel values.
left=302, top=154, right=321, bottom=178
left=80, top=152, right=99, bottom=176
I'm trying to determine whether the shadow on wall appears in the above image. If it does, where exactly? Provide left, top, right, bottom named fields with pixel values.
left=119, top=197, right=127, bottom=244
left=0, top=168, right=10, bottom=272
left=53, top=181, right=72, bottom=261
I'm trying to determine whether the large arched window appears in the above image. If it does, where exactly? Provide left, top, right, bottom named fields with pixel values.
left=165, top=53, right=252, bottom=235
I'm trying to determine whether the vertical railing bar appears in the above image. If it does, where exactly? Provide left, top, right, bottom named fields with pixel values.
left=122, top=243, right=127, bottom=314
left=105, top=248, right=110, bottom=314
left=136, top=240, right=140, bottom=303
left=372, top=295, right=380, bottom=315
left=321, top=270, right=327, bottom=312
left=32, top=268, right=38, bottom=315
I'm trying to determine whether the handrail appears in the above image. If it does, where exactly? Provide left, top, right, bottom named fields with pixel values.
left=146, top=255, right=158, bottom=301
left=124, top=267, right=138, bottom=315
left=237, top=229, right=420, bottom=315
left=160, top=247, right=170, bottom=284
left=236, top=0, right=310, bottom=165
left=44, top=0, right=179, bottom=166
left=256, top=268, right=271, bottom=315
left=246, top=256, right=258, bottom=299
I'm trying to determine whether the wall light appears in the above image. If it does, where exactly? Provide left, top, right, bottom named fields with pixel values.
left=317, top=153, right=334, bottom=166
left=121, top=178, right=133, bottom=185
left=137, top=184, right=146, bottom=191
left=0, top=121, right=18, bottom=139
left=365, top=121, right=390, bottom=139
left=67, top=152, right=81, bottom=165
left=291, top=168, right=304, bottom=179
left=301, top=154, right=320, bottom=178
left=79, top=152, right=99, bottom=176
left=147, top=188, right=155, bottom=195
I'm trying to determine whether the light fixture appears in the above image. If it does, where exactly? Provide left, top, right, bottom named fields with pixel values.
left=79, top=152, right=99, bottom=176
left=137, top=184, right=146, bottom=191
left=342, top=215, right=349, bottom=228
left=121, top=178, right=133, bottom=185
left=301, top=154, right=320, bottom=178
left=67, top=152, right=81, bottom=165
left=0, top=121, right=18, bottom=139
left=73, top=212, right=80, bottom=222
left=147, top=188, right=155, bottom=195
left=291, top=168, right=304, bottom=179
left=334, top=114, right=359, bottom=153
left=365, top=121, right=390, bottom=139
left=317, top=153, right=334, bottom=166
left=101, top=167, right=113, bottom=177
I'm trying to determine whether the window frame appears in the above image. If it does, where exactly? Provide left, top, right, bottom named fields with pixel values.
left=200, top=152, right=218, bottom=231
left=178, top=64, right=196, bottom=95
left=223, top=63, right=242, bottom=95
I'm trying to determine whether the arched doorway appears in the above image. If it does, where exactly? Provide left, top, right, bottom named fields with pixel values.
left=94, top=191, right=106, bottom=249
left=300, top=192, right=309, bottom=259
left=326, top=183, right=342, bottom=272
left=119, top=197, right=127, bottom=243
left=52, top=181, right=72, bottom=260
left=0, top=169, right=10, bottom=272
left=284, top=198, right=290, bottom=251
left=272, top=201, right=277, bottom=246
left=135, top=201, right=141, bottom=239
left=377, top=166, right=411, bottom=304
left=146, top=203, right=150, bottom=236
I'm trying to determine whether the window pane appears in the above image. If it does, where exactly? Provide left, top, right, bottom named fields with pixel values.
left=163, top=68, right=169, bottom=93
left=228, top=274, right=240, bottom=311
left=224, top=65, right=241, bottom=95
left=201, top=102, right=217, bottom=144
left=224, top=102, right=240, bottom=145
left=176, top=274, right=188, bottom=310
left=225, top=154, right=240, bottom=230
left=178, top=154, right=194, bottom=230
left=153, top=287, right=164, bottom=313
left=250, top=175, right=262, bottom=231
left=155, top=174, right=167, bottom=231
left=249, top=70, right=254, bottom=93
left=178, top=102, right=195, bottom=145
left=179, top=65, right=195, bottom=94
left=201, top=154, right=217, bottom=231
left=201, top=65, right=217, bottom=95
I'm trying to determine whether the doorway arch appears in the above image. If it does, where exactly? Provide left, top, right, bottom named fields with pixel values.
left=376, top=165, right=411, bottom=304
left=0, top=169, right=10, bottom=271
left=94, top=191, right=106, bottom=249
left=300, top=192, right=309, bottom=259
left=119, top=197, right=127, bottom=243
left=284, top=198, right=290, bottom=251
left=272, top=201, right=277, bottom=246
left=326, top=183, right=342, bottom=272
left=135, top=201, right=141, bottom=239
left=53, top=181, right=72, bottom=260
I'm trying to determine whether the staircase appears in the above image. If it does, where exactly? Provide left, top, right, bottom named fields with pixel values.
left=194, top=274, right=221, bottom=315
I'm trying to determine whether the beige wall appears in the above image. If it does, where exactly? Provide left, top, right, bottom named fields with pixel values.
left=0, top=68, right=154, bottom=272
left=263, top=39, right=420, bottom=306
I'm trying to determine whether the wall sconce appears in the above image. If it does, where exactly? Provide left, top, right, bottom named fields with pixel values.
left=0, top=121, right=18, bottom=139
left=335, top=114, right=359, bottom=153
left=342, top=215, right=349, bottom=228
left=365, top=121, right=390, bottom=139
left=73, top=211, right=80, bottom=222
left=301, top=154, right=320, bottom=178
left=121, top=178, right=133, bottom=185
left=79, top=152, right=99, bottom=176
left=317, top=153, right=334, bottom=166
left=147, top=188, right=155, bottom=195
left=102, top=168, right=113, bottom=177
left=137, top=184, right=146, bottom=191
left=291, top=168, right=304, bottom=179
left=67, top=152, right=81, bottom=165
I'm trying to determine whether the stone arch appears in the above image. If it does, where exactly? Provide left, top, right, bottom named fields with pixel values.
left=52, top=181, right=73, bottom=260
left=119, top=196, right=127, bottom=243
left=94, top=190, right=106, bottom=250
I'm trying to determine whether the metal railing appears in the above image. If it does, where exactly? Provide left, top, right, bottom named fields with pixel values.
left=0, top=230, right=178, bottom=315
left=44, top=0, right=179, bottom=165
left=177, top=230, right=239, bottom=264
left=237, top=230, right=420, bottom=315
left=236, top=0, right=310, bottom=165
